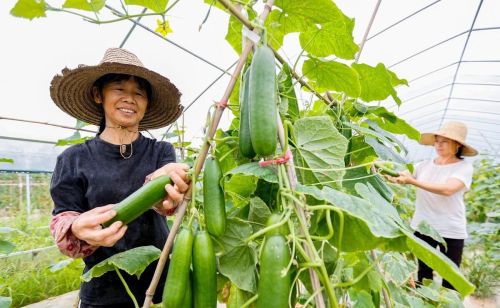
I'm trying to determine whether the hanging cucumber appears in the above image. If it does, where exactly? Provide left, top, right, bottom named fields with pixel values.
left=266, top=213, right=289, bottom=236
left=248, top=45, right=277, bottom=156
left=192, top=230, right=217, bottom=308
left=203, top=157, right=226, bottom=237
left=256, top=232, right=291, bottom=308
left=163, top=228, right=194, bottom=308
left=182, top=271, right=193, bottom=308
left=103, top=175, right=171, bottom=227
left=239, top=67, right=256, bottom=158
left=374, top=162, right=400, bottom=177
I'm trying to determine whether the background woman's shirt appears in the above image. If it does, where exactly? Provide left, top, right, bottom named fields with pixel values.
left=411, top=159, right=473, bottom=239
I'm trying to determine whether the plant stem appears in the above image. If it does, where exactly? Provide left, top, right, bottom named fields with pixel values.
left=143, top=1, right=276, bottom=306
left=241, top=294, right=258, bottom=308
left=114, top=267, right=139, bottom=308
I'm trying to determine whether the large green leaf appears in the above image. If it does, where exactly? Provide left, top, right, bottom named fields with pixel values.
left=278, top=63, right=300, bottom=121
left=0, top=158, right=14, bottom=163
left=56, top=131, right=92, bottom=146
left=125, top=0, right=168, bottom=13
left=226, top=162, right=278, bottom=183
left=220, top=218, right=253, bottom=252
left=354, top=182, right=400, bottom=223
left=219, top=244, right=257, bottom=293
left=302, top=58, right=360, bottom=97
left=353, top=103, right=420, bottom=141
left=415, top=220, right=447, bottom=250
left=248, top=197, right=272, bottom=232
left=292, top=116, right=348, bottom=187
left=381, top=253, right=417, bottom=286
left=10, top=0, right=46, bottom=19
left=299, top=18, right=358, bottom=59
left=0, top=240, right=16, bottom=254
left=402, top=229, right=475, bottom=296
left=365, top=137, right=407, bottom=165
left=62, top=0, right=105, bottom=12
left=81, top=246, right=161, bottom=282
left=342, top=166, right=393, bottom=203
left=298, top=184, right=402, bottom=251
left=225, top=174, right=258, bottom=208
left=352, top=63, right=407, bottom=105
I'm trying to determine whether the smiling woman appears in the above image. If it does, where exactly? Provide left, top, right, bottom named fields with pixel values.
left=48, top=47, right=192, bottom=307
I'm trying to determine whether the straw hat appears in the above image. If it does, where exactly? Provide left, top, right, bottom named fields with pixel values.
left=50, top=48, right=183, bottom=130
left=420, top=121, right=478, bottom=156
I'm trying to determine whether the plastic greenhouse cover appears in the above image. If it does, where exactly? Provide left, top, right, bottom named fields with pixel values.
left=0, top=0, right=499, bottom=172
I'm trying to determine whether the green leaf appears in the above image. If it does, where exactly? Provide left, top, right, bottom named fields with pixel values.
left=225, top=174, right=258, bottom=208
left=81, top=246, right=161, bottom=282
left=360, top=104, right=420, bottom=141
left=402, top=229, right=475, bottom=296
left=226, top=162, right=278, bottom=183
left=355, top=182, right=401, bottom=223
left=298, top=184, right=402, bottom=251
left=219, top=244, right=257, bottom=293
left=0, top=296, right=12, bottom=308
left=56, top=131, right=92, bottom=146
left=365, top=120, right=408, bottom=155
left=342, top=166, right=393, bottom=202
left=381, top=253, right=417, bottom=286
left=75, top=119, right=90, bottom=129
left=349, top=136, right=377, bottom=166
left=125, top=0, right=168, bottom=13
left=352, top=63, right=406, bottom=105
left=220, top=218, right=253, bottom=252
left=302, top=58, right=360, bottom=97
left=0, top=158, right=14, bottom=164
left=225, top=9, right=256, bottom=55
left=0, top=240, right=16, bottom=254
left=300, top=18, right=358, bottom=59
left=10, top=0, right=46, bottom=20
left=365, top=137, right=407, bottom=165
left=278, top=63, right=300, bottom=121
left=49, top=258, right=74, bottom=272
left=248, top=197, right=272, bottom=232
left=292, top=116, right=348, bottom=187
left=227, top=283, right=252, bottom=308
left=62, top=0, right=105, bottom=12
left=415, top=220, right=447, bottom=250
left=350, top=290, right=376, bottom=308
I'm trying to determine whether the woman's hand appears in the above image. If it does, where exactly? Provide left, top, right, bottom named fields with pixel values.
left=151, top=163, right=191, bottom=214
left=71, top=205, right=127, bottom=247
left=385, top=171, right=415, bottom=185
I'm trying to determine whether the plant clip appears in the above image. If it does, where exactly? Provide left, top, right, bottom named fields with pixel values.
left=259, top=150, right=291, bottom=167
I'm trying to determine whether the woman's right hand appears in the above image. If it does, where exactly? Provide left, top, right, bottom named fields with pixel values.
left=71, top=204, right=128, bottom=247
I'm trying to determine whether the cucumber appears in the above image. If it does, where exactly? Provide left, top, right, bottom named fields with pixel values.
left=374, top=162, right=400, bottom=177
left=182, top=271, right=193, bottom=308
left=256, top=233, right=291, bottom=308
left=203, top=157, right=226, bottom=237
left=266, top=213, right=289, bottom=236
left=192, top=230, right=217, bottom=308
left=163, top=228, right=194, bottom=308
left=249, top=45, right=278, bottom=156
left=239, top=67, right=256, bottom=159
left=103, top=175, right=171, bottom=227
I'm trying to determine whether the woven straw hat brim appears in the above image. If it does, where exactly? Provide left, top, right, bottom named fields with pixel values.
left=50, top=62, right=182, bottom=130
left=420, top=132, right=478, bottom=156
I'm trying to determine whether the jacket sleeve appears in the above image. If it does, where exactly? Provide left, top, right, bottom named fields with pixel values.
left=50, top=211, right=98, bottom=258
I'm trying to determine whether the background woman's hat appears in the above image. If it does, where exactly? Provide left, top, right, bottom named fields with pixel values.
left=50, top=48, right=183, bottom=130
left=420, top=121, right=478, bottom=156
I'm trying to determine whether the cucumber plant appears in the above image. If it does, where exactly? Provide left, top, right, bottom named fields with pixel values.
left=10, top=1, right=475, bottom=307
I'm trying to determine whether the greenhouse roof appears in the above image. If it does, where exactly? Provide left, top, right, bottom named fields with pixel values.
left=1, top=0, right=499, bottom=172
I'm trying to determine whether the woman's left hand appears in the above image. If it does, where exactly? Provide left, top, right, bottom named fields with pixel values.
left=151, top=163, right=191, bottom=214
left=385, top=171, right=415, bottom=185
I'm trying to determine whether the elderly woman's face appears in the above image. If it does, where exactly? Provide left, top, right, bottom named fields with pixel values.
left=96, top=76, right=148, bottom=129
left=434, top=135, right=460, bottom=156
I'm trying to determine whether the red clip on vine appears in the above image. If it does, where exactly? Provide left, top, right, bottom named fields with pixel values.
left=259, top=150, right=291, bottom=167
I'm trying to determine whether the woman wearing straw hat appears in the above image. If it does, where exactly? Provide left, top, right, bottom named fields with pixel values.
left=49, top=48, right=190, bottom=307
left=387, top=121, right=477, bottom=290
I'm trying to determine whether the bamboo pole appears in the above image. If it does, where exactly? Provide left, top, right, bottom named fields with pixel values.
left=142, top=1, right=275, bottom=306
